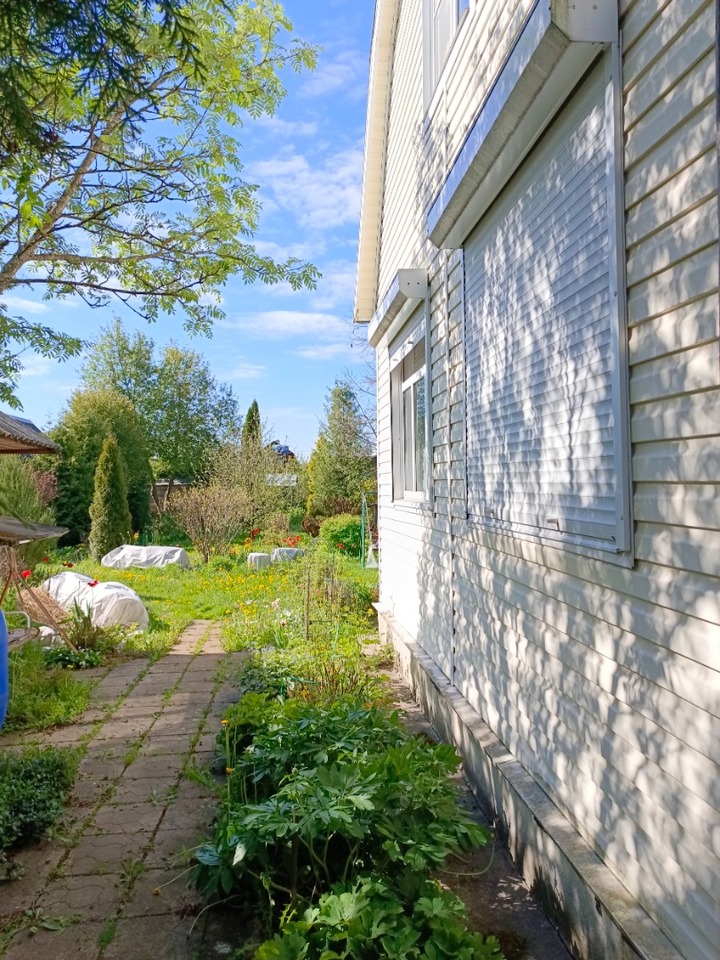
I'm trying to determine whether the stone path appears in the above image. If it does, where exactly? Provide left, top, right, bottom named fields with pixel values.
left=0, top=621, right=245, bottom=960
left=0, top=623, right=571, bottom=960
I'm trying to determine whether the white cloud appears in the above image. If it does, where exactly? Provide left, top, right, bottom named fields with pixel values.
left=293, top=343, right=359, bottom=361
left=300, top=50, right=367, bottom=100
left=311, top=259, right=357, bottom=310
left=252, top=238, right=324, bottom=261
left=2, top=296, right=49, bottom=315
left=222, top=360, right=266, bottom=381
left=250, top=144, right=363, bottom=230
left=19, top=355, right=54, bottom=377
left=253, top=115, right=319, bottom=137
left=222, top=310, right=350, bottom=342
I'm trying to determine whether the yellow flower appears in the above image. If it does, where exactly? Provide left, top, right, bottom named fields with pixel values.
left=226, top=767, right=234, bottom=774
left=221, top=719, right=229, bottom=726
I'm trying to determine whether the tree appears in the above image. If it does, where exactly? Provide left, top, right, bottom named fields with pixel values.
left=81, top=317, right=156, bottom=412
left=0, top=0, right=318, bottom=406
left=80, top=320, right=240, bottom=498
left=88, top=435, right=132, bottom=560
left=306, top=382, right=376, bottom=517
left=52, top=389, right=151, bottom=543
left=150, top=344, right=239, bottom=490
left=0, top=1, right=202, bottom=157
left=241, top=399, right=262, bottom=452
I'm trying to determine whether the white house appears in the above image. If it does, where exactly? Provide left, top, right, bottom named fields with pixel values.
left=354, top=2, right=719, bottom=958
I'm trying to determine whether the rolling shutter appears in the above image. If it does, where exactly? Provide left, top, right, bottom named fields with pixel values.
left=464, top=64, right=626, bottom=550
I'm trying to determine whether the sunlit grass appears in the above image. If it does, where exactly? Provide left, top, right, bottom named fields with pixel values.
left=33, top=545, right=378, bottom=661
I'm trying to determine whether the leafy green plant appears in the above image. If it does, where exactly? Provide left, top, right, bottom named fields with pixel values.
left=43, top=645, right=103, bottom=669
left=0, top=747, right=79, bottom=853
left=319, top=514, right=362, bottom=557
left=192, top=703, right=488, bottom=906
left=63, top=602, right=127, bottom=652
left=257, top=874, right=504, bottom=959
left=5, top=642, right=91, bottom=730
left=218, top=692, right=279, bottom=764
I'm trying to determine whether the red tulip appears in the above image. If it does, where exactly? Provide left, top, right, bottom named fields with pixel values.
left=20, top=570, right=31, bottom=579
left=88, top=580, right=98, bottom=587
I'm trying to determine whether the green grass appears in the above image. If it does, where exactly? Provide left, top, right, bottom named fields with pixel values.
left=5, top=642, right=91, bottom=731
left=42, top=545, right=378, bottom=660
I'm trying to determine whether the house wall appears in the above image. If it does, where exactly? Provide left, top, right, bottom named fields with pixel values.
left=370, top=1, right=719, bottom=958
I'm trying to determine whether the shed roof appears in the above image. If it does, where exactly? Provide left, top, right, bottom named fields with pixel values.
left=0, top=516, right=68, bottom=544
left=0, top=410, right=59, bottom=454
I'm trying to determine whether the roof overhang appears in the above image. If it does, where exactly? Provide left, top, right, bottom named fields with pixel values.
left=368, top=269, right=427, bottom=347
left=0, top=411, right=59, bottom=454
left=0, top=516, right=68, bottom=545
left=354, top=0, right=402, bottom=325
left=427, top=0, right=617, bottom=249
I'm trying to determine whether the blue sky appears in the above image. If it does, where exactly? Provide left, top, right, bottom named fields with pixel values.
left=8, top=0, right=374, bottom=457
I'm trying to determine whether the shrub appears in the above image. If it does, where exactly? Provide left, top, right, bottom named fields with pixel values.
left=0, top=747, right=79, bottom=853
left=192, top=701, right=489, bottom=904
left=319, top=514, right=362, bottom=556
left=288, top=506, right=304, bottom=532
left=0, top=455, right=57, bottom=567
left=88, top=434, right=133, bottom=560
left=169, top=484, right=248, bottom=562
left=263, top=511, right=290, bottom=544
left=302, top=515, right=320, bottom=537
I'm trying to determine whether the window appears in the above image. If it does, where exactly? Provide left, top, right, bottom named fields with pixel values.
left=462, top=58, right=631, bottom=560
left=423, top=0, right=470, bottom=105
left=390, top=312, right=429, bottom=501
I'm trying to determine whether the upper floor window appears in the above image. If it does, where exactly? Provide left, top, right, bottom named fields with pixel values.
left=423, top=0, right=469, bottom=106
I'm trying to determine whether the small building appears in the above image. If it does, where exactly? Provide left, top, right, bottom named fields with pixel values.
left=355, top=3, right=718, bottom=959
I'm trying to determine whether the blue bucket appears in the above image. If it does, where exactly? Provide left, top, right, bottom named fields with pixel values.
left=0, top=611, right=8, bottom=730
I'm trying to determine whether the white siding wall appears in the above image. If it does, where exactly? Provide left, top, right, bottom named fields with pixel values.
left=372, top=1, right=719, bottom=957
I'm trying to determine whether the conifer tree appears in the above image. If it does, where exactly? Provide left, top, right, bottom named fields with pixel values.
left=88, top=435, right=132, bottom=560
left=241, top=399, right=262, bottom=452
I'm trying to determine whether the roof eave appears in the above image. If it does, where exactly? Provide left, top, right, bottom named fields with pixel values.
left=353, top=0, right=401, bottom=326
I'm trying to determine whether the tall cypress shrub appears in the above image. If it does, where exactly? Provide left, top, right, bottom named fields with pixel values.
left=88, top=435, right=132, bottom=560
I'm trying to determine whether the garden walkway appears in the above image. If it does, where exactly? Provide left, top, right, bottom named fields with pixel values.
left=0, top=622, right=571, bottom=960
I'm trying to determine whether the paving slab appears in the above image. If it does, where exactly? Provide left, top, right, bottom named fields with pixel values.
left=63, top=832, right=150, bottom=876
left=37, top=874, right=122, bottom=920
left=3, top=920, right=106, bottom=960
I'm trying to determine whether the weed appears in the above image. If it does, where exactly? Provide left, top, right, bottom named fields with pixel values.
left=98, top=917, right=117, bottom=948
left=119, top=858, right=145, bottom=887
left=123, top=736, right=144, bottom=767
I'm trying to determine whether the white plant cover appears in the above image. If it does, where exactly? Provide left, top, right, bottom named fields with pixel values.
left=270, top=548, right=305, bottom=563
left=101, top=544, right=191, bottom=569
left=42, top=572, right=149, bottom=630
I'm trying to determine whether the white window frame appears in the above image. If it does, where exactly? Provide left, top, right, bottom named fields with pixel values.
left=423, top=0, right=470, bottom=108
left=389, top=308, right=431, bottom=504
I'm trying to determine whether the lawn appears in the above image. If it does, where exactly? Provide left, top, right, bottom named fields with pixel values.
left=30, top=545, right=378, bottom=660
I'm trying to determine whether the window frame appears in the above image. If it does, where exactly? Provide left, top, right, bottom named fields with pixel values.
left=423, top=0, right=470, bottom=109
left=389, top=306, right=431, bottom=506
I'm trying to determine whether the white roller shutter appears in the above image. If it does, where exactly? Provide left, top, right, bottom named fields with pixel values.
left=463, top=61, right=629, bottom=554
